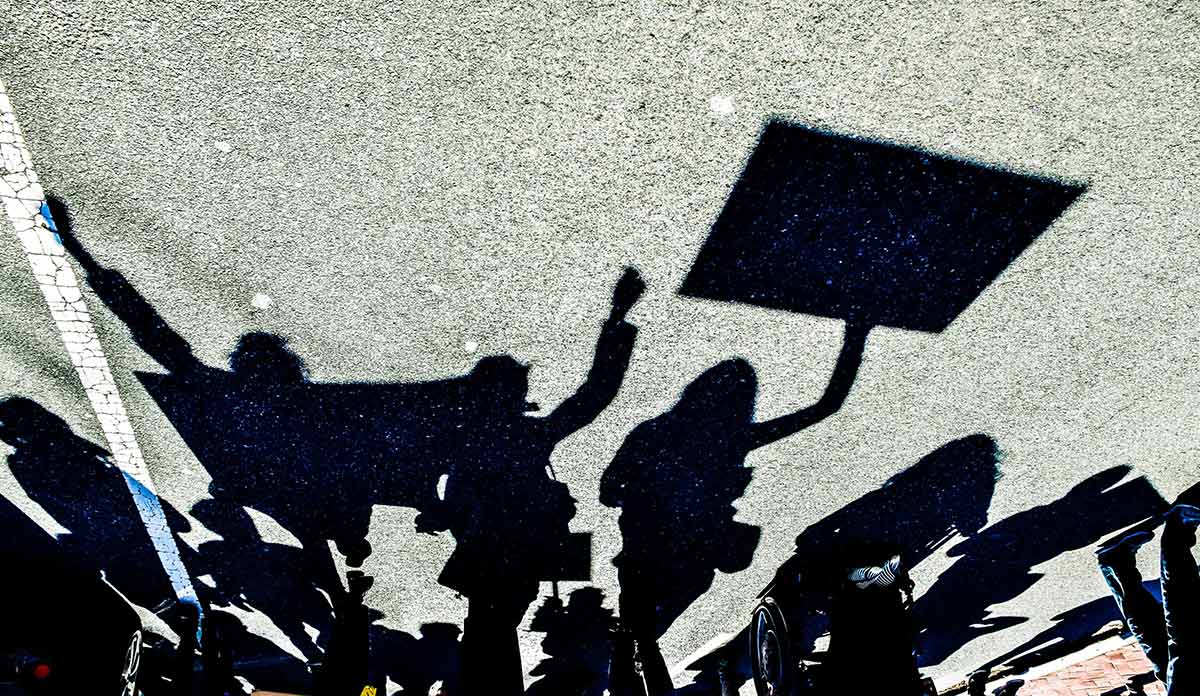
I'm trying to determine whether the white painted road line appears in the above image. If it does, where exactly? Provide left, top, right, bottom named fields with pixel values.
left=0, top=80, right=198, bottom=607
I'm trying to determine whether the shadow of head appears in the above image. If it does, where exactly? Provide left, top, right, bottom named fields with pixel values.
left=0, top=396, right=76, bottom=450
left=468, top=354, right=536, bottom=413
left=676, top=358, right=756, bottom=424
left=882, top=434, right=1001, bottom=539
left=228, top=332, right=307, bottom=384
left=564, top=586, right=607, bottom=613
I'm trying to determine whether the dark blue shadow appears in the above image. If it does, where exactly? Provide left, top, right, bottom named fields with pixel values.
left=680, top=119, right=1087, bottom=332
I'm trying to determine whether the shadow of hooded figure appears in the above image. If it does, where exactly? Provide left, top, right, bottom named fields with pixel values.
left=425, top=268, right=645, bottom=696
left=768, top=435, right=1001, bottom=661
left=787, top=434, right=1000, bottom=571
left=0, top=396, right=176, bottom=609
left=601, top=322, right=868, bottom=695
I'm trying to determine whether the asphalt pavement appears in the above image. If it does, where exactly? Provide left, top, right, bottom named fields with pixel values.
left=2, top=2, right=1200, bottom=692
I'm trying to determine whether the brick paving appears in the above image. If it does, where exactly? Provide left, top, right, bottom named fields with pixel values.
left=1016, top=642, right=1165, bottom=696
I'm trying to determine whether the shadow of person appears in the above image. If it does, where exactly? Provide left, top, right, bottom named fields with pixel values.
left=50, top=193, right=350, bottom=589
left=49, top=195, right=648, bottom=695
left=784, top=434, right=1001, bottom=579
left=979, top=482, right=1200, bottom=678
left=684, top=435, right=1000, bottom=694
left=49, top=196, right=483, bottom=694
left=0, top=396, right=177, bottom=610
left=525, top=587, right=615, bottom=696
left=600, top=321, right=868, bottom=695
left=426, top=268, right=644, bottom=696
left=49, top=195, right=471, bottom=592
left=912, top=464, right=1168, bottom=667
left=779, top=434, right=1001, bottom=652
left=163, top=329, right=368, bottom=596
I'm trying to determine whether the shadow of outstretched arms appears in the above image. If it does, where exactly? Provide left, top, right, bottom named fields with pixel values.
left=47, top=195, right=205, bottom=377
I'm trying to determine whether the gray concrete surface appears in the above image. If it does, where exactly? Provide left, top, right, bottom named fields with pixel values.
left=2, top=1, right=1200, bottom=692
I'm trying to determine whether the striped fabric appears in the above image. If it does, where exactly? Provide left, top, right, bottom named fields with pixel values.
left=848, top=554, right=903, bottom=589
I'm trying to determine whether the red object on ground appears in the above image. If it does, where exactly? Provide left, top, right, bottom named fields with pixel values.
left=1017, top=642, right=1165, bottom=695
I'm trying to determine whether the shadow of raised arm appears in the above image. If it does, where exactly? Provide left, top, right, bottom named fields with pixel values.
left=544, top=267, right=644, bottom=441
left=47, top=196, right=205, bottom=377
left=749, top=320, right=869, bottom=449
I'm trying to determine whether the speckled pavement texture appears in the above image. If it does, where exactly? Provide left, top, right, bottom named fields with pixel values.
left=2, top=1, right=1199, bottom=692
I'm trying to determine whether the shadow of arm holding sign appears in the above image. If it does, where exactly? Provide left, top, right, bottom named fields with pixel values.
left=749, top=320, right=870, bottom=449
